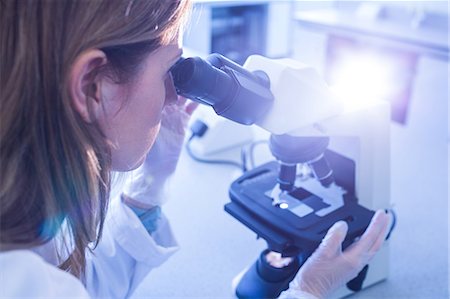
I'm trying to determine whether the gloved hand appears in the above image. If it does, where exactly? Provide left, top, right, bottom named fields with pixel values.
left=286, top=210, right=391, bottom=299
left=122, top=97, right=198, bottom=208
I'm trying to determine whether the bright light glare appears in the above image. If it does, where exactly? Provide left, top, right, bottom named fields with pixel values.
left=330, top=52, right=395, bottom=107
left=279, top=202, right=289, bottom=209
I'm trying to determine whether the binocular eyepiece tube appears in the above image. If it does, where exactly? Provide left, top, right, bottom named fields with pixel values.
left=170, top=53, right=274, bottom=125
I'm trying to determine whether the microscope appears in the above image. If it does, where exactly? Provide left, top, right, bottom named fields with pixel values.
left=171, top=54, right=393, bottom=298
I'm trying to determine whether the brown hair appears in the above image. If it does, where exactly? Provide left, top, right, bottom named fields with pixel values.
left=0, top=0, right=190, bottom=278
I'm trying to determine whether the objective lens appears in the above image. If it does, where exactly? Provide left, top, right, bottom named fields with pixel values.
left=270, top=136, right=335, bottom=187
left=309, top=155, right=334, bottom=187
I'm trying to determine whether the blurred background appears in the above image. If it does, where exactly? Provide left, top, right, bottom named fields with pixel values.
left=131, top=1, right=449, bottom=298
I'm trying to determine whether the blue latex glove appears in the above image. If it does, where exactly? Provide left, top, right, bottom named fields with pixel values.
left=122, top=97, right=198, bottom=208
left=281, top=210, right=391, bottom=299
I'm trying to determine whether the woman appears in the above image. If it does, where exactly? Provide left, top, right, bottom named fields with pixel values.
left=0, top=0, right=391, bottom=298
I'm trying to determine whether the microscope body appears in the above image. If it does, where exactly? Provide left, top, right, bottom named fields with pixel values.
left=231, top=55, right=391, bottom=297
left=171, top=53, right=391, bottom=297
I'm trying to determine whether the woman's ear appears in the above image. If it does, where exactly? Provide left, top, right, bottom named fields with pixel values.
left=69, top=49, right=107, bottom=123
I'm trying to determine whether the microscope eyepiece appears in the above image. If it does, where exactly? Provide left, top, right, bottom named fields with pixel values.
left=170, top=53, right=274, bottom=125
left=171, top=57, right=234, bottom=107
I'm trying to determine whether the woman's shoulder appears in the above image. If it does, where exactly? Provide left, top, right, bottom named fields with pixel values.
left=0, top=250, right=90, bottom=298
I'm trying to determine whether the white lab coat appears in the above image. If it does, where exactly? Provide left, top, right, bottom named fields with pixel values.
left=0, top=194, right=179, bottom=298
